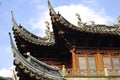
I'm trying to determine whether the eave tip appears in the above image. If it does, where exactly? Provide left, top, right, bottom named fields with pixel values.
left=11, top=11, right=13, bottom=16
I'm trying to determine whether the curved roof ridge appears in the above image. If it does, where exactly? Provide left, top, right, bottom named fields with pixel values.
left=9, top=32, right=63, bottom=80
left=48, top=0, right=57, bottom=17
left=11, top=12, right=55, bottom=46
left=48, top=2, right=120, bottom=36
left=56, top=13, right=120, bottom=35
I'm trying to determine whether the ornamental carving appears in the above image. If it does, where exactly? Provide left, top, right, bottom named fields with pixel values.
left=118, top=16, right=120, bottom=26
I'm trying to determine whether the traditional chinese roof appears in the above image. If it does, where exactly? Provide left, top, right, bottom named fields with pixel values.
left=9, top=0, right=120, bottom=80
left=11, top=11, right=55, bottom=46
left=48, top=0, right=120, bottom=36
left=48, top=0, right=120, bottom=48
left=9, top=32, right=63, bottom=80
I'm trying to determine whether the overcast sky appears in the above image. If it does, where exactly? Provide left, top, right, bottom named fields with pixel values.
left=0, top=0, right=120, bottom=77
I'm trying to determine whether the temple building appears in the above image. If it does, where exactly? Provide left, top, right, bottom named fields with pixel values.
left=9, top=0, right=120, bottom=80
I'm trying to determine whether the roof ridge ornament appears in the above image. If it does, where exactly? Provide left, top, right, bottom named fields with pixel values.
left=118, top=16, right=120, bottom=26
left=11, top=11, right=13, bottom=17
left=75, top=13, right=81, bottom=21
left=45, top=21, right=51, bottom=38
left=75, top=13, right=84, bottom=28
left=45, top=21, right=50, bottom=30
left=90, top=21, right=96, bottom=27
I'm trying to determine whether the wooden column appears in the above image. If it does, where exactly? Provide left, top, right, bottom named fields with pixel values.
left=96, top=49, right=104, bottom=69
left=70, top=48, right=77, bottom=69
left=76, top=53, right=79, bottom=68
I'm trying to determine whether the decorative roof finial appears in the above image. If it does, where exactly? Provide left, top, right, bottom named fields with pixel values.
left=118, top=16, right=120, bottom=26
left=11, top=11, right=14, bottom=20
left=11, top=11, right=19, bottom=29
left=75, top=13, right=84, bottom=28
left=75, top=13, right=81, bottom=21
left=45, top=21, right=50, bottom=30
left=48, top=0, right=50, bottom=3
left=91, top=21, right=95, bottom=27
left=45, top=21, right=50, bottom=38
left=48, top=0, right=56, bottom=16
left=11, top=11, right=13, bottom=15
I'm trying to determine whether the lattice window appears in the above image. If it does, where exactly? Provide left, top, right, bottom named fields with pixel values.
left=79, top=57, right=86, bottom=69
left=112, top=57, right=120, bottom=69
left=103, top=56, right=120, bottom=69
left=78, top=55, right=96, bottom=76
left=88, top=57, right=96, bottom=69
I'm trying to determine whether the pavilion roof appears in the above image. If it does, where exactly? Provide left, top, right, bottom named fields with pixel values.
left=48, top=0, right=120, bottom=36
left=11, top=11, right=55, bottom=46
left=9, top=32, right=63, bottom=80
